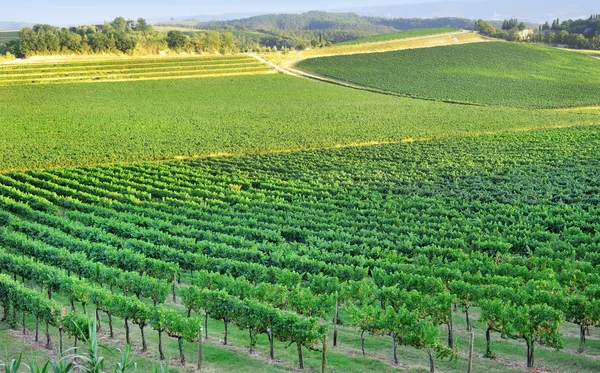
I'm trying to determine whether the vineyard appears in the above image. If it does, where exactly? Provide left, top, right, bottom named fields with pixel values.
left=297, top=42, right=600, bottom=109
left=1, top=125, right=599, bottom=372
left=0, top=55, right=273, bottom=86
left=0, top=31, right=19, bottom=45
left=337, top=27, right=460, bottom=45
left=2, top=73, right=600, bottom=172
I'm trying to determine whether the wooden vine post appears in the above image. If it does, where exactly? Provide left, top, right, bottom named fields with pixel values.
left=321, top=334, right=328, bottom=373
left=198, top=326, right=203, bottom=371
left=172, top=273, right=177, bottom=303
left=467, top=332, right=474, bottom=373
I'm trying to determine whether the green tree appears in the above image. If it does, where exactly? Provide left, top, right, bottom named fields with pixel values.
left=166, top=30, right=188, bottom=50
left=565, top=288, right=600, bottom=353
left=136, top=18, right=152, bottom=34
left=480, top=299, right=515, bottom=358
left=512, top=304, right=563, bottom=368
left=112, top=17, right=127, bottom=33
left=474, top=20, right=498, bottom=37
left=220, top=32, right=237, bottom=54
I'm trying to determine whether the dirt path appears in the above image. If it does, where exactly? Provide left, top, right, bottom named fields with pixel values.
left=247, top=53, right=300, bottom=77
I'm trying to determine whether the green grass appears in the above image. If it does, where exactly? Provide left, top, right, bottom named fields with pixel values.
left=1, top=73, right=600, bottom=171
left=337, top=27, right=460, bottom=45
left=297, top=42, right=600, bottom=109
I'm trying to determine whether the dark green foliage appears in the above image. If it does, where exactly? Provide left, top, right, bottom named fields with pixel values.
left=166, top=30, right=187, bottom=49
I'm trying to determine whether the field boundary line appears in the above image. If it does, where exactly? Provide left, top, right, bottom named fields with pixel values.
left=547, top=106, right=600, bottom=112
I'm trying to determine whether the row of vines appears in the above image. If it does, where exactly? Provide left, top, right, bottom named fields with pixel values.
left=1, top=126, right=599, bottom=371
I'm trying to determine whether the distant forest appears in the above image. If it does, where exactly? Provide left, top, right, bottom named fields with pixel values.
left=165, top=11, right=474, bottom=49
left=0, top=12, right=473, bottom=59
left=475, top=15, right=600, bottom=50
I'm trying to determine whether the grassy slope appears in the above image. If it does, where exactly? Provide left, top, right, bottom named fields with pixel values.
left=297, top=42, right=600, bottom=109
left=1, top=73, right=600, bottom=172
left=337, top=26, right=460, bottom=45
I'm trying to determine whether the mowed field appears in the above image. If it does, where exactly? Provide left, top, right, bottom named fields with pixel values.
left=0, top=30, right=19, bottom=44
left=2, top=73, right=600, bottom=171
left=0, top=55, right=274, bottom=85
left=297, top=42, right=600, bottom=108
left=1, top=29, right=600, bottom=373
left=1, top=126, right=600, bottom=372
left=337, top=26, right=460, bottom=45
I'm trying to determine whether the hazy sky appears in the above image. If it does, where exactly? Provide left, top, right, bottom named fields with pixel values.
left=2, top=0, right=428, bottom=25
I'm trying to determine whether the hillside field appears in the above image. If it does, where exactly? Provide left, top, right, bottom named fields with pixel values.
left=337, top=26, right=460, bottom=45
left=2, top=73, right=600, bottom=171
left=297, top=42, right=600, bottom=108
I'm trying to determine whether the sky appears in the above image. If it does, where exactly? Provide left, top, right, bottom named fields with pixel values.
left=1, top=0, right=431, bottom=25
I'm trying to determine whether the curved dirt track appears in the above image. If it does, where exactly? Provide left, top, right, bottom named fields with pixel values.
left=249, top=31, right=492, bottom=106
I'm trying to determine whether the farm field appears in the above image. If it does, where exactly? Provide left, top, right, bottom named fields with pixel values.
left=337, top=26, right=460, bottom=45
left=0, top=55, right=273, bottom=85
left=1, top=23, right=600, bottom=373
left=1, top=125, right=600, bottom=372
left=297, top=42, right=600, bottom=109
left=0, top=30, right=19, bottom=44
left=2, top=73, right=600, bottom=171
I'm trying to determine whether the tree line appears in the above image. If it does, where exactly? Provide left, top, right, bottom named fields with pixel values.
left=0, top=16, right=275, bottom=59
left=0, top=12, right=476, bottom=59
left=475, top=15, right=600, bottom=50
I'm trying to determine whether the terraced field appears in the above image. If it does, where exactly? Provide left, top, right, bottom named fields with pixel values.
left=0, top=55, right=274, bottom=85
left=297, top=42, right=600, bottom=109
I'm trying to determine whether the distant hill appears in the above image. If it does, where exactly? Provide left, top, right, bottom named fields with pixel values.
left=0, top=21, right=35, bottom=30
left=201, top=11, right=473, bottom=49
left=203, top=11, right=473, bottom=32
left=203, top=11, right=397, bottom=33
left=346, top=0, right=600, bottom=24
left=155, top=13, right=263, bottom=24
